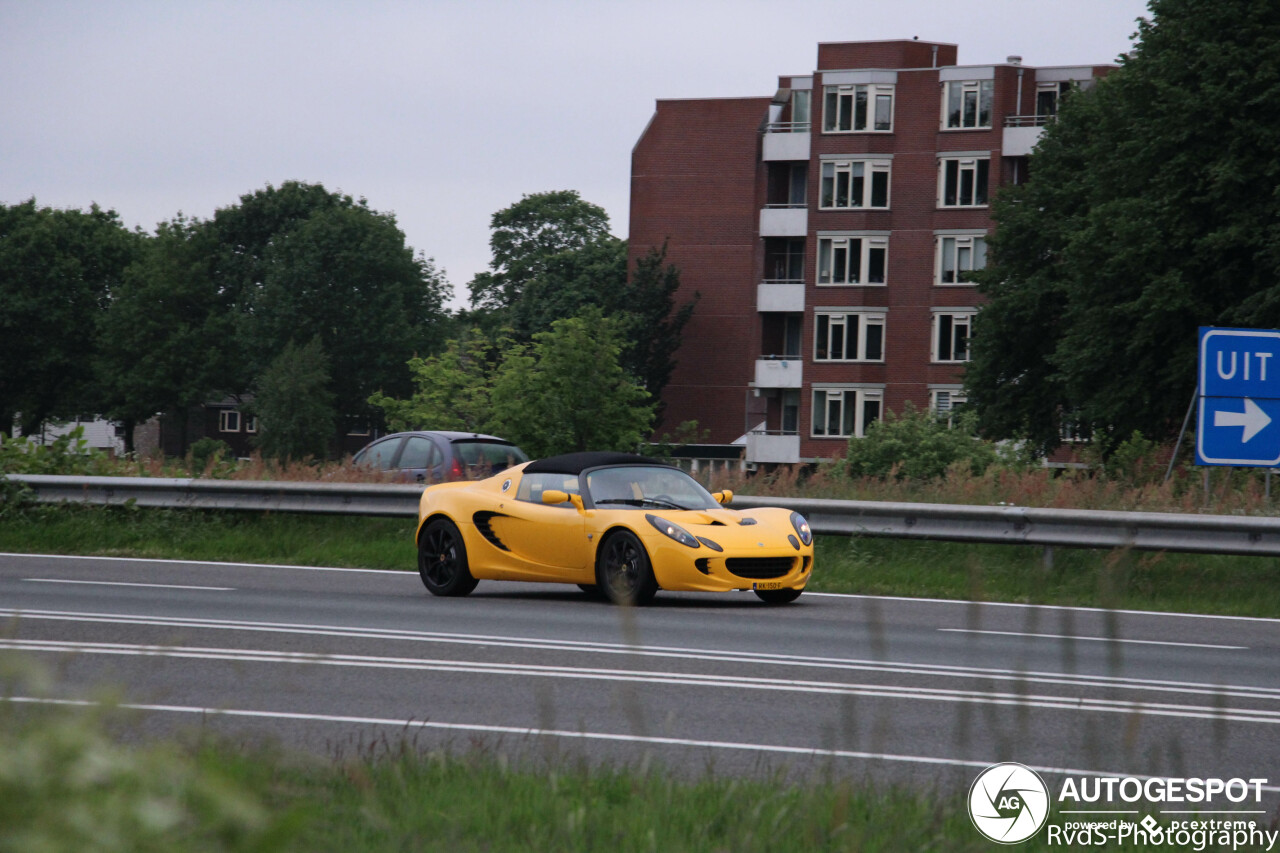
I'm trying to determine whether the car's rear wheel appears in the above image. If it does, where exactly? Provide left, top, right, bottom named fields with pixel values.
left=595, top=530, right=658, bottom=606
left=754, top=586, right=803, bottom=605
left=418, top=518, right=479, bottom=597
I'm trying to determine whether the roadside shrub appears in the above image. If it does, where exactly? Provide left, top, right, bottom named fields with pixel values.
left=842, top=403, right=997, bottom=481
left=0, top=426, right=108, bottom=476
left=187, top=438, right=235, bottom=478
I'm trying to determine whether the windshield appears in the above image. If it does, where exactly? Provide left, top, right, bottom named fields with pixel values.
left=585, top=466, right=718, bottom=511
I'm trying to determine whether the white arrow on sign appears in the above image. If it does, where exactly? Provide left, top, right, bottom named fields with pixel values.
left=1214, top=397, right=1272, bottom=443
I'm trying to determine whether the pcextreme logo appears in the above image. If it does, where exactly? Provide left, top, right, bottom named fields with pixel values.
left=968, top=763, right=1051, bottom=844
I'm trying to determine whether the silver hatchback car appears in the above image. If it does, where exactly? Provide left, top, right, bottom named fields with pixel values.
left=352, top=431, right=528, bottom=483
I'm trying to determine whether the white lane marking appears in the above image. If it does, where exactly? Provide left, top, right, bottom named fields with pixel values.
left=8, top=695, right=1280, bottom=794
left=804, top=592, right=1280, bottom=626
left=4, top=608, right=1279, bottom=705
left=22, top=579, right=234, bottom=592
left=938, top=628, right=1247, bottom=651
left=0, top=552, right=395, bottom=575
left=5, top=639, right=1280, bottom=725
left=5, top=552, right=1280, bottom=625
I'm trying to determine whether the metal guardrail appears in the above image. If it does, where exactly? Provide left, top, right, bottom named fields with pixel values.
left=9, top=474, right=1280, bottom=557
left=6, top=474, right=423, bottom=518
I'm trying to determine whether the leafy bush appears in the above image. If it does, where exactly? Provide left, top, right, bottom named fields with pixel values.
left=186, top=438, right=235, bottom=478
left=842, top=403, right=997, bottom=481
left=0, top=663, right=294, bottom=852
left=0, top=426, right=108, bottom=476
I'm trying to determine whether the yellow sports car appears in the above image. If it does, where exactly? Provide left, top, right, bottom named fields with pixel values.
left=415, top=451, right=814, bottom=605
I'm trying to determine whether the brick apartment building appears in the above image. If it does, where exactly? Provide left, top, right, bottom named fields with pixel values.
left=628, top=39, right=1115, bottom=467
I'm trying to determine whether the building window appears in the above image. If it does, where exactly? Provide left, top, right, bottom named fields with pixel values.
left=944, top=80, right=994, bottom=129
left=939, top=157, right=989, bottom=207
left=930, top=388, right=969, bottom=426
left=933, top=311, right=975, bottom=362
left=812, top=387, right=883, bottom=438
left=815, top=311, right=885, bottom=362
left=219, top=410, right=241, bottom=432
left=937, top=234, right=987, bottom=284
left=1036, top=81, right=1072, bottom=118
left=822, top=84, right=893, bottom=133
left=781, top=389, right=800, bottom=435
left=819, top=160, right=890, bottom=209
left=817, top=237, right=888, bottom=286
left=791, top=89, right=811, bottom=129
left=764, top=237, right=805, bottom=282
left=244, top=416, right=258, bottom=434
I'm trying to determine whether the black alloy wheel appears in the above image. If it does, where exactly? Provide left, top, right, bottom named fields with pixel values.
left=418, top=518, right=479, bottom=597
left=595, top=530, right=658, bottom=606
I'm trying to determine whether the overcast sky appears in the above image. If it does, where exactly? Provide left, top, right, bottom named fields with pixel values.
left=2, top=0, right=1149, bottom=308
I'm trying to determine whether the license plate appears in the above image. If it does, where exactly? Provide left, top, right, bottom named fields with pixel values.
left=753, top=582, right=784, bottom=590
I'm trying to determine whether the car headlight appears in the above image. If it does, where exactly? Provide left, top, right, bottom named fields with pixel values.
left=790, top=512, right=813, bottom=546
left=646, top=514, right=700, bottom=549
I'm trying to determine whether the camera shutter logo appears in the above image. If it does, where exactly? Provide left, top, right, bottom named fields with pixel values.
left=968, top=763, right=1050, bottom=844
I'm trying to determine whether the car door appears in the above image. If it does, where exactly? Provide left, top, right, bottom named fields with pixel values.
left=484, top=472, right=590, bottom=581
left=397, top=435, right=444, bottom=483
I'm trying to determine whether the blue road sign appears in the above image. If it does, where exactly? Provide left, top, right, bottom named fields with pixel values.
left=1197, top=327, right=1280, bottom=466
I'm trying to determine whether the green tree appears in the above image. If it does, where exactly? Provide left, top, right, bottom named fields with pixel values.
left=368, top=328, right=501, bottom=433
left=96, top=216, right=231, bottom=454
left=967, top=0, right=1280, bottom=453
left=489, top=308, right=654, bottom=457
left=246, top=201, right=451, bottom=435
left=467, top=190, right=611, bottom=313
left=611, top=243, right=698, bottom=403
left=250, top=336, right=335, bottom=461
left=0, top=201, right=141, bottom=433
left=843, top=403, right=996, bottom=481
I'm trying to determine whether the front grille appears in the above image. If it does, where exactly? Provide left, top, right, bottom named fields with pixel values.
left=725, top=557, right=795, bottom=579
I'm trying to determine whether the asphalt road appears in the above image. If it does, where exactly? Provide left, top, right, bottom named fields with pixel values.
left=2, top=551, right=1278, bottom=799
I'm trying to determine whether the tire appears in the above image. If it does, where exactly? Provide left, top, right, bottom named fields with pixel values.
left=754, top=586, right=803, bottom=605
left=418, top=518, right=479, bottom=597
left=594, top=530, right=658, bottom=606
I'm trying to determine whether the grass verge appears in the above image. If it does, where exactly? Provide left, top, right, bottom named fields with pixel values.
left=4, top=690, right=1259, bottom=853
left=2, top=504, right=1279, bottom=618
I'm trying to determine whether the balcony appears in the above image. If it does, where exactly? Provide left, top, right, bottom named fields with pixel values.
left=759, top=205, right=807, bottom=238
left=746, top=431, right=801, bottom=465
left=754, top=356, right=803, bottom=389
left=757, top=280, right=805, bottom=313
left=762, top=123, right=811, bottom=161
left=1003, top=114, right=1050, bottom=156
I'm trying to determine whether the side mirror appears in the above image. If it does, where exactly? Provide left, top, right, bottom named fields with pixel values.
left=713, top=490, right=734, bottom=505
left=542, top=490, right=569, bottom=505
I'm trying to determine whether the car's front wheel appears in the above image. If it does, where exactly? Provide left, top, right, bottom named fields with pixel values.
left=595, top=530, right=658, bottom=606
left=418, top=518, right=479, bottom=597
left=754, top=586, right=803, bottom=605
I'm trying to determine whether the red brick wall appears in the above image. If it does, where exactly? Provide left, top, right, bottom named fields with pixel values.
left=629, top=97, right=771, bottom=443
left=817, top=40, right=958, bottom=71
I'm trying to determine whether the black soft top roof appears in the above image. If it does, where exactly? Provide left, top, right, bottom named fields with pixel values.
left=522, top=451, right=671, bottom=476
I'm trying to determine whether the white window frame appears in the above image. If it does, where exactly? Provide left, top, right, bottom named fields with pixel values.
left=930, top=387, right=969, bottom=426
left=244, top=415, right=258, bottom=434
left=938, top=156, right=990, bottom=208
left=943, top=79, right=995, bottom=129
left=932, top=310, right=976, bottom=363
left=817, top=236, right=888, bottom=286
left=218, top=410, right=241, bottom=433
left=819, top=159, right=891, bottom=209
left=822, top=84, right=894, bottom=133
left=935, top=233, right=988, bottom=285
left=811, top=386, right=884, bottom=439
left=814, top=310, right=886, bottom=362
